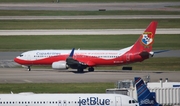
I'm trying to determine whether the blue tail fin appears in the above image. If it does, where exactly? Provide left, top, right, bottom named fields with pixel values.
left=135, top=77, right=162, bottom=106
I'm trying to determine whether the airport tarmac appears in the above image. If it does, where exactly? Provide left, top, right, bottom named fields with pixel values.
left=0, top=68, right=180, bottom=83
left=1, top=29, right=180, bottom=35
left=0, top=2, right=180, bottom=11
left=1, top=15, right=180, bottom=20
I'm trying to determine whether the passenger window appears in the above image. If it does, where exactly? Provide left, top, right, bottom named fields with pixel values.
left=129, top=100, right=131, bottom=104
left=20, top=54, right=23, bottom=57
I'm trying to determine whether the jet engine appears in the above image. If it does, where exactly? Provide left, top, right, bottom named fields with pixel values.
left=52, top=61, right=68, bottom=70
left=149, top=51, right=154, bottom=57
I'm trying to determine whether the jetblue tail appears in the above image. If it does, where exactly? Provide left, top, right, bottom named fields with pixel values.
left=135, top=77, right=162, bottom=106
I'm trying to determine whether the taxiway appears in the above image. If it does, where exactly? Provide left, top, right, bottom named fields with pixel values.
left=1, top=29, right=180, bottom=35
left=0, top=2, right=180, bottom=11
left=0, top=68, right=180, bottom=83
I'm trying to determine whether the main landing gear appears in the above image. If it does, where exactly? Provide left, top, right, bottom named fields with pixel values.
left=88, top=67, right=94, bottom=72
left=77, top=68, right=84, bottom=73
left=122, top=66, right=132, bottom=70
left=77, top=67, right=94, bottom=73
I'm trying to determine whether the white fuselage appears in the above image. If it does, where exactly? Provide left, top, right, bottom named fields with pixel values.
left=0, top=93, right=139, bottom=106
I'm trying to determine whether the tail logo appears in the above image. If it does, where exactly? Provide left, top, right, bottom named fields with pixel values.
left=141, top=32, right=153, bottom=47
left=140, top=99, right=154, bottom=105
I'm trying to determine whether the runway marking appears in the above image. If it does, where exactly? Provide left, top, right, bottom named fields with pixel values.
left=24, top=80, right=33, bottom=83
left=0, top=29, right=180, bottom=35
left=0, top=15, right=180, bottom=20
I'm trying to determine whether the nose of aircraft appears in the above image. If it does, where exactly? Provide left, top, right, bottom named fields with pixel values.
left=14, top=57, right=21, bottom=64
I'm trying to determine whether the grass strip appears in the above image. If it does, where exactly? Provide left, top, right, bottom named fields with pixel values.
left=0, top=83, right=114, bottom=93
left=1, top=10, right=180, bottom=16
left=0, top=34, right=179, bottom=51
left=0, top=19, right=180, bottom=29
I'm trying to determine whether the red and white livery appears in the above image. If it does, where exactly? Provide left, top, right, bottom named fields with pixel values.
left=14, top=21, right=157, bottom=72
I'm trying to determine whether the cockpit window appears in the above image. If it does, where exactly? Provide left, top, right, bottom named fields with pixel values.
left=20, top=54, right=23, bottom=57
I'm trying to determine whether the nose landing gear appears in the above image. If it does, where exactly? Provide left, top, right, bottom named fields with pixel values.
left=27, top=66, right=31, bottom=71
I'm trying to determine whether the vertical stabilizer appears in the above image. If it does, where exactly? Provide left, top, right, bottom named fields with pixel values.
left=129, top=21, right=157, bottom=53
left=135, top=77, right=162, bottom=106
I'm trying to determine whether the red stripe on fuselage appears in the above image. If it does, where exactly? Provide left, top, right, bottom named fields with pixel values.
left=14, top=53, right=144, bottom=66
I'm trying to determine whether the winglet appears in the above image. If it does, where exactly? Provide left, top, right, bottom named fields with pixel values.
left=69, top=48, right=75, bottom=57
left=135, top=77, right=162, bottom=106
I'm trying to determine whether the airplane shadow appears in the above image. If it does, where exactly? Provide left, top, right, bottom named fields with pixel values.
left=68, top=70, right=132, bottom=74
left=69, top=71, right=89, bottom=74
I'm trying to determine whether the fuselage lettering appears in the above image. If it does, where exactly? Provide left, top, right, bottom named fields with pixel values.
left=79, top=97, right=110, bottom=106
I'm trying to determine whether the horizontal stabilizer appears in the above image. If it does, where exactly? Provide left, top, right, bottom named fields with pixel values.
left=154, top=50, right=169, bottom=54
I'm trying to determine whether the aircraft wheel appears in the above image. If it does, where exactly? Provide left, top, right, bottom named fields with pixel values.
left=88, top=67, right=94, bottom=72
left=28, top=66, right=31, bottom=71
left=122, top=66, right=132, bottom=70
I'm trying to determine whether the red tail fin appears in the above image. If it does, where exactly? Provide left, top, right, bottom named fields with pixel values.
left=129, top=21, right=157, bottom=53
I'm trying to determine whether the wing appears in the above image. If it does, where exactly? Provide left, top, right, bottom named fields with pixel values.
left=66, top=48, right=95, bottom=69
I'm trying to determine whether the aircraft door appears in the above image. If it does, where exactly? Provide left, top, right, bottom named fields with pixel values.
left=126, top=54, right=130, bottom=62
left=115, top=96, right=122, bottom=106
left=58, top=100, right=62, bottom=106
left=126, top=53, right=133, bottom=63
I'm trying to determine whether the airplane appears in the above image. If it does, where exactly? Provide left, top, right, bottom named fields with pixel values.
left=0, top=77, right=163, bottom=106
left=0, top=92, right=139, bottom=106
left=14, top=21, right=157, bottom=72
left=135, top=77, right=162, bottom=106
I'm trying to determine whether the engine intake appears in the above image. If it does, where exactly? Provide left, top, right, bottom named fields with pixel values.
left=52, top=61, right=68, bottom=70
